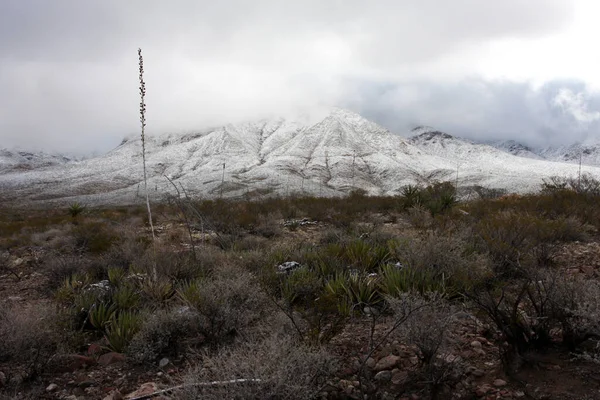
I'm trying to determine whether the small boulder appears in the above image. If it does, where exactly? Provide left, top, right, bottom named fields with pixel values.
left=125, top=382, right=159, bottom=399
left=493, top=379, right=507, bottom=387
left=98, top=352, right=126, bottom=366
left=158, top=357, right=170, bottom=368
left=470, top=340, right=482, bottom=349
left=277, top=261, right=302, bottom=274
left=375, top=370, right=392, bottom=382
left=46, top=383, right=59, bottom=392
left=391, top=370, right=408, bottom=385
left=87, top=343, right=103, bottom=357
left=365, top=357, right=376, bottom=369
left=103, top=390, right=124, bottom=400
left=0, top=371, right=6, bottom=388
left=475, top=384, right=491, bottom=397
left=54, top=354, right=97, bottom=373
left=374, top=355, right=400, bottom=371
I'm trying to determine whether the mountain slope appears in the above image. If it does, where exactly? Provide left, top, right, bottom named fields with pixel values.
left=1, top=110, right=600, bottom=205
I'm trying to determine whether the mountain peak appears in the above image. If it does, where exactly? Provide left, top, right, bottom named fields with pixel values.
left=411, top=130, right=455, bottom=141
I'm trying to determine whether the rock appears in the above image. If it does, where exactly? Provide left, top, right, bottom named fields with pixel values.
left=158, top=357, right=170, bottom=368
left=493, top=379, right=507, bottom=387
left=125, top=382, right=159, bottom=399
left=98, top=352, right=126, bottom=366
left=375, top=370, right=392, bottom=382
left=54, top=354, right=97, bottom=373
left=87, top=343, right=103, bottom=356
left=7, top=296, right=23, bottom=301
left=103, top=390, right=124, bottom=400
left=391, top=370, right=408, bottom=385
left=46, top=383, right=59, bottom=392
left=0, top=371, right=6, bottom=388
left=374, top=355, right=400, bottom=371
left=471, top=369, right=485, bottom=377
left=87, top=280, right=111, bottom=296
left=470, top=340, right=482, bottom=349
left=365, top=357, right=376, bottom=369
left=277, top=261, right=302, bottom=274
left=475, top=384, right=491, bottom=397
left=515, top=390, right=525, bottom=398
left=78, top=380, right=95, bottom=388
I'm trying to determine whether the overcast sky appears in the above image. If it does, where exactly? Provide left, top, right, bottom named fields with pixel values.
left=2, top=0, right=600, bottom=155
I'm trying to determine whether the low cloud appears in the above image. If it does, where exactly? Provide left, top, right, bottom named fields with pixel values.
left=349, top=79, right=600, bottom=148
left=0, top=0, right=593, bottom=154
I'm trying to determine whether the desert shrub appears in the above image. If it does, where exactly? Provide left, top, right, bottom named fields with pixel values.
left=388, top=233, right=488, bottom=296
left=465, top=270, right=571, bottom=375
left=542, top=173, right=600, bottom=196
left=249, top=212, right=282, bottom=238
left=178, top=267, right=269, bottom=344
left=397, top=295, right=465, bottom=399
left=180, top=333, right=335, bottom=400
left=405, top=204, right=434, bottom=230
left=71, top=220, right=118, bottom=254
left=399, top=182, right=457, bottom=216
left=127, top=308, right=199, bottom=364
left=102, top=236, right=148, bottom=270
left=471, top=185, right=507, bottom=200
left=231, top=235, right=270, bottom=252
left=43, top=255, right=90, bottom=290
left=0, top=304, right=62, bottom=379
left=546, top=276, right=600, bottom=350
left=476, top=211, right=588, bottom=275
left=264, top=266, right=349, bottom=344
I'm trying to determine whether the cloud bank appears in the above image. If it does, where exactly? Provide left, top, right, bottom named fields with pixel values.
left=0, top=0, right=598, bottom=154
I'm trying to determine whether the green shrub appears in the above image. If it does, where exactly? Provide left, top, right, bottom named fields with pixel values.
left=104, top=311, right=143, bottom=353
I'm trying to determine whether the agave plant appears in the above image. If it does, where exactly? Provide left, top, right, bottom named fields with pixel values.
left=104, top=311, right=142, bottom=353
left=88, top=302, right=118, bottom=330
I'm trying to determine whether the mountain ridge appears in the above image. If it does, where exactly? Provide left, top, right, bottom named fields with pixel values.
left=2, top=109, right=600, bottom=205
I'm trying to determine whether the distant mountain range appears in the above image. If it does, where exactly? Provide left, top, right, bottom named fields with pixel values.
left=1, top=109, right=599, bottom=205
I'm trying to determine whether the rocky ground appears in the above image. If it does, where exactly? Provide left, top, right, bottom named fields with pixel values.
left=2, top=216, right=600, bottom=399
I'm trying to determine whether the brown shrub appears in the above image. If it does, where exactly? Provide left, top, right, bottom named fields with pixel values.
left=0, top=303, right=63, bottom=379
left=180, top=334, right=335, bottom=400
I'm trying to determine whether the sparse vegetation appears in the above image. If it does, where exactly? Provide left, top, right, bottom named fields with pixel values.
left=2, top=178, right=600, bottom=398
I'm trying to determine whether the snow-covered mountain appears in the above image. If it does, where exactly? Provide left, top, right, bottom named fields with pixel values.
left=538, top=142, right=600, bottom=166
left=487, top=140, right=544, bottom=160
left=478, top=136, right=600, bottom=167
left=0, top=149, right=72, bottom=173
left=1, top=109, right=599, bottom=205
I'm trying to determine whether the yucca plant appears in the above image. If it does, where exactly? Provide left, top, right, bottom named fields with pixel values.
left=111, top=284, right=140, bottom=310
left=139, top=277, right=175, bottom=304
left=177, top=279, right=203, bottom=309
left=107, top=266, right=127, bottom=287
left=104, top=311, right=142, bottom=353
left=379, top=264, right=446, bottom=297
left=345, top=240, right=391, bottom=272
left=55, top=273, right=93, bottom=303
left=325, top=272, right=382, bottom=314
left=68, top=202, right=85, bottom=218
left=89, top=302, right=118, bottom=330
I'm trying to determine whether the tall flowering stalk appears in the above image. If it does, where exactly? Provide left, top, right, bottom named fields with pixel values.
left=138, top=48, right=157, bottom=279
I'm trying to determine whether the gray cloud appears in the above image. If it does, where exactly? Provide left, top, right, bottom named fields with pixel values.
left=0, top=0, right=585, bottom=154
left=350, top=79, right=600, bottom=148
